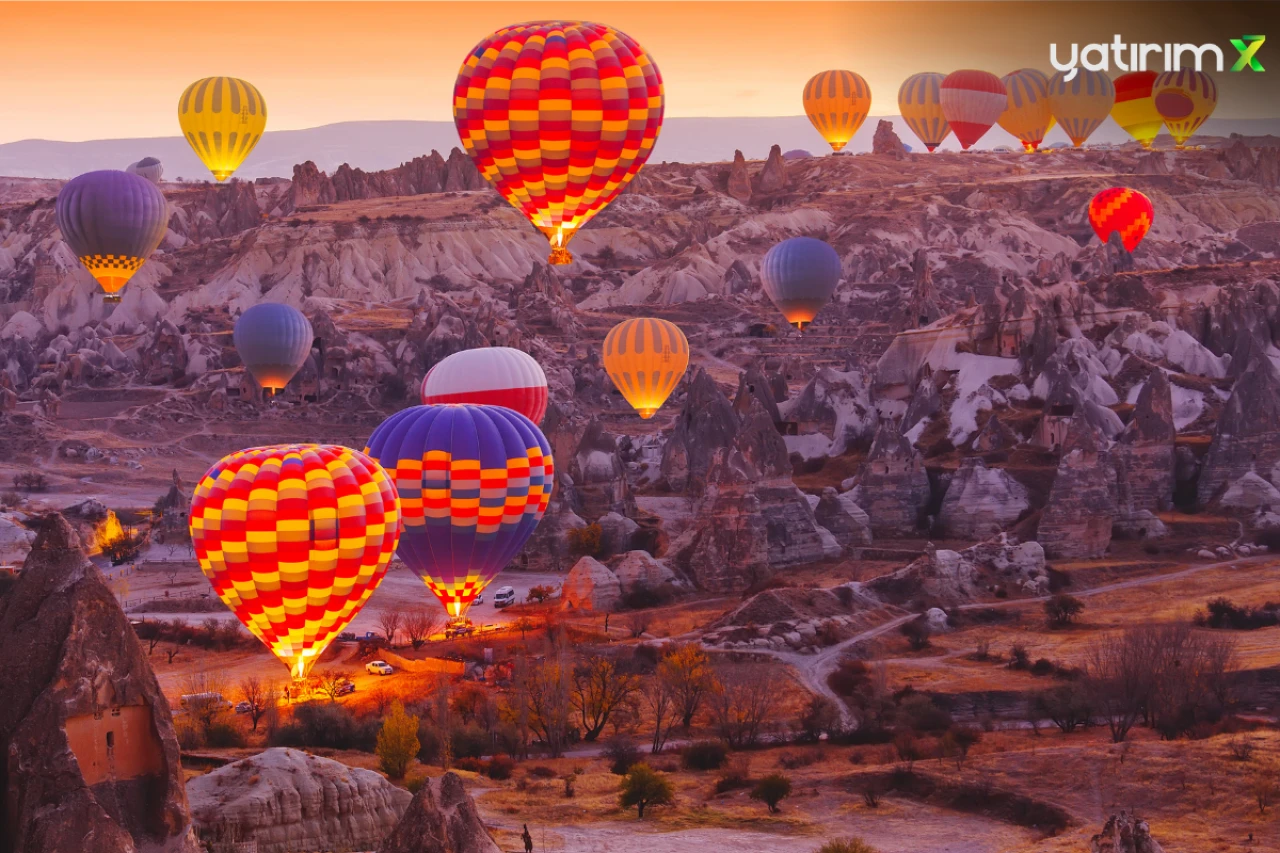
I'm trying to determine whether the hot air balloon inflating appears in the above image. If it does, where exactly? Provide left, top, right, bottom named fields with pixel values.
left=940, top=70, right=1007, bottom=150
left=454, top=21, right=664, bottom=266
left=364, top=404, right=553, bottom=621
left=189, top=444, right=401, bottom=680
left=761, top=237, right=842, bottom=331
left=126, top=157, right=164, bottom=184
left=1047, top=69, right=1116, bottom=148
left=1153, top=69, right=1217, bottom=149
left=55, top=170, right=168, bottom=301
left=1112, top=71, right=1165, bottom=149
left=898, top=72, right=951, bottom=152
left=603, top=318, right=689, bottom=419
left=421, top=347, right=549, bottom=425
left=234, top=303, right=314, bottom=394
left=1089, top=187, right=1154, bottom=252
left=998, top=69, right=1054, bottom=153
left=803, top=70, right=872, bottom=153
left=179, top=77, right=267, bottom=181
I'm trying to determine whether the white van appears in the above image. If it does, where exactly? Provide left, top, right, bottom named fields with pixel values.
left=180, top=691, right=230, bottom=711
left=493, top=586, right=516, bottom=608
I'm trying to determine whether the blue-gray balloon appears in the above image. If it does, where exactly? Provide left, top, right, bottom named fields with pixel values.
left=233, top=303, right=314, bottom=391
left=760, top=236, right=842, bottom=331
left=127, top=157, right=164, bottom=184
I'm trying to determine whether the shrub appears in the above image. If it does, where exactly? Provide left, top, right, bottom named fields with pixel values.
left=451, top=724, right=490, bottom=760
left=797, top=695, right=842, bottom=742
left=778, top=749, right=822, bottom=770
left=618, top=764, right=675, bottom=818
left=897, top=694, right=953, bottom=734
left=454, top=757, right=489, bottom=774
left=681, top=740, right=728, bottom=771
left=1044, top=594, right=1085, bottom=628
left=270, top=702, right=378, bottom=751
left=604, top=736, right=642, bottom=775
left=376, top=701, right=421, bottom=780
left=1008, top=644, right=1031, bottom=670
left=528, top=765, right=557, bottom=779
left=487, top=754, right=515, bottom=780
left=1030, top=658, right=1056, bottom=677
left=416, top=722, right=442, bottom=765
left=621, top=582, right=675, bottom=611
left=13, top=471, right=47, bottom=492
left=713, top=756, right=752, bottom=794
left=205, top=721, right=246, bottom=748
left=567, top=523, right=602, bottom=557
left=827, top=660, right=870, bottom=697
left=817, top=839, right=880, bottom=853
left=1195, top=597, right=1280, bottom=630
left=175, top=720, right=203, bottom=750
left=900, top=618, right=932, bottom=651
left=749, top=772, right=792, bottom=813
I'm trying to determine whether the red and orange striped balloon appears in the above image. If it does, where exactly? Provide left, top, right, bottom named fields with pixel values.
left=453, top=21, right=664, bottom=265
left=1089, top=187, right=1154, bottom=252
left=190, top=444, right=401, bottom=679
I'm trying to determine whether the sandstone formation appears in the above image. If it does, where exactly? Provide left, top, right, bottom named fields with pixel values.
left=1038, top=418, right=1117, bottom=559
left=938, top=457, right=1030, bottom=539
left=570, top=420, right=635, bottom=520
left=726, top=150, right=752, bottom=202
left=778, top=367, right=876, bottom=457
left=380, top=771, right=500, bottom=853
left=852, top=422, right=931, bottom=537
left=0, top=511, right=35, bottom=566
left=752, top=144, right=788, bottom=194
left=1089, top=811, right=1164, bottom=853
left=285, top=148, right=484, bottom=211
left=187, top=748, right=410, bottom=853
left=611, top=549, right=678, bottom=593
left=562, top=556, right=622, bottom=611
left=1112, top=370, right=1176, bottom=528
left=0, top=514, right=198, bottom=853
left=872, top=119, right=908, bottom=159
left=1198, top=357, right=1280, bottom=507
left=813, top=487, right=873, bottom=553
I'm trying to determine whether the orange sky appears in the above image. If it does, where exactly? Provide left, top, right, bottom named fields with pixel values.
left=1, top=1, right=1275, bottom=142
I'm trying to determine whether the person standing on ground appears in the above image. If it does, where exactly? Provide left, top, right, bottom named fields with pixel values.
left=521, top=824, right=533, bottom=853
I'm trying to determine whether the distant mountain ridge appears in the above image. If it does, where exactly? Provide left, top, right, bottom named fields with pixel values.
left=0, top=115, right=1277, bottom=180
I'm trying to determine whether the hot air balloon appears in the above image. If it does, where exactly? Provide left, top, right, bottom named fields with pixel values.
left=1047, top=69, right=1116, bottom=147
left=803, top=70, right=872, bottom=153
left=178, top=77, right=267, bottom=181
left=234, top=303, right=314, bottom=394
left=454, top=21, right=663, bottom=266
left=55, top=170, right=167, bottom=301
left=189, top=444, right=401, bottom=680
left=1089, top=187, right=1154, bottom=252
left=1153, top=69, right=1218, bottom=149
left=940, top=70, right=1007, bottom=150
left=421, top=347, right=549, bottom=424
left=364, top=405, right=553, bottom=620
left=126, top=157, right=164, bottom=184
left=602, top=318, right=689, bottom=419
left=761, top=237, right=842, bottom=331
left=898, top=72, right=951, bottom=152
left=1112, top=71, right=1165, bottom=149
left=998, top=69, right=1055, bottom=152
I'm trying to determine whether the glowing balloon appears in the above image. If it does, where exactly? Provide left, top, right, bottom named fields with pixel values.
left=898, top=72, right=951, bottom=152
left=234, top=303, right=314, bottom=393
left=940, top=70, right=1007, bottom=150
left=421, top=347, right=549, bottom=424
left=1047, top=69, right=1115, bottom=147
left=998, top=69, right=1054, bottom=152
left=1111, top=71, right=1165, bottom=149
left=127, top=157, right=164, bottom=184
left=603, top=318, right=689, bottom=419
left=1089, top=187, right=1154, bottom=252
left=190, top=444, right=401, bottom=679
left=178, top=77, right=267, bottom=181
left=364, top=405, right=553, bottom=619
left=1153, top=69, right=1218, bottom=149
left=55, top=170, right=167, bottom=300
left=454, top=21, right=663, bottom=266
left=803, top=70, right=872, bottom=153
left=761, top=236, right=842, bottom=331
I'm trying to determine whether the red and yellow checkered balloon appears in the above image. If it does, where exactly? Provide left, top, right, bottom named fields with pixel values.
left=453, top=21, right=664, bottom=265
left=189, top=444, right=401, bottom=679
left=1089, top=187, right=1154, bottom=253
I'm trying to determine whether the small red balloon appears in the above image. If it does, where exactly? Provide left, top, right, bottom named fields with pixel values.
left=1089, top=187, right=1154, bottom=252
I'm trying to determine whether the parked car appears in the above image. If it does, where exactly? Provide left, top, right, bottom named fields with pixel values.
left=181, top=692, right=232, bottom=711
left=365, top=660, right=394, bottom=676
left=233, top=700, right=253, bottom=715
left=493, top=586, right=516, bottom=608
left=361, top=631, right=384, bottom=642
left=474, top=591, right=484, bottom=605
left=338, top=631, right=357, bottom=642
left=445, top=622, right=475, bottom=639
left=323, top=679, right=356, bottom=697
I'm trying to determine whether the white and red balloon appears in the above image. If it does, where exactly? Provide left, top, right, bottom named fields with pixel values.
left=420, top=347, right=549, bottom=425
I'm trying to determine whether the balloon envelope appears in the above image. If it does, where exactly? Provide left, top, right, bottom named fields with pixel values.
left=898, top=72, right=951, bottom=152
left=454, top=21, right=663, bottom=266
left=234, top=303, right=314, bottom=392
left=189, top=444, right=401, bottom=679
left=998, top=69, right=1054, bottom=152
left=364, top=405, right=553, bottom=619
left=803, top=70, right=872, bottom=153
left=603, top=318, right=690, bottom=419
left=1047, top=69, right=1116, bottom=147
left=178, top=77, right=267, bottom=181
left=1153, top=69, right=1217, bottom=148
left=126, top=157, right=164, bottom=184
left=761, top=236, right=842, bottom=331
left=1112, top=71, right=1165, bottom=149
left=940, top=70, right=1007, bottom=150
left=1089, top=187, right=1154, bottom=252
left=421, top=347, right=549, bottom=424
left=55, top=170, right=168, bottom=297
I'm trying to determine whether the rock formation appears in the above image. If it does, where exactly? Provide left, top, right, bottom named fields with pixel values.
left=1113, top=370, right=1176, bottom=526
left=853, top=422, right=931, bottom=537
left=611, top=550, right=678, bottom=593
left=661, top=369, right=745, bottom=495
left=285, top=148, right=484, bottom=211
left=813, top=487, right=873, bottom=553
left=938, top=458, right=1030, bottom=539
left=0, top=514, right=198, bottom=853
left=0, top=511, right=35, bottom=566
left=1038, top=418, right=1117, bottom=559
left=971, top=413, right=1018, bottom=453
left=777, top=368, right=876, bottom=457
left=872, top=119, right=908, bottom=159
left=570, top=420, right=635, bottom=520
left=380, top=771, right=500, bottom=853
left=1089, top=811, right=1164, bottom=853
left=726, top=150, right=752, bottom=202
left=1198, top=357, right=1280, bottom=507
left=752, top=144, right=788, bottom=194
left=187, top=748, right=410, bottom=853
left=562, top=556, right=622, bottom=611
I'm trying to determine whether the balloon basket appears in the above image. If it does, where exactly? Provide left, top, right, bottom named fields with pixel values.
left=547, top=246, right=573, bottom=265
left=102, top=294, right=122, bottom=304
left=212, top=171, right=232, bottom=182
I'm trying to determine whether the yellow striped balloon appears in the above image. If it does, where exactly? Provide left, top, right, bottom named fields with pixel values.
left=897, top=72, right=951, bottom=152
left=802, top=70, right=872, bottom=153
left=603, top=318, right=689, bottom=419
left=1047, top=69, right=1115, bottom=148
left=998, top=69, right=1055, bottom=152
left=178, top=77, right=267, bottom=181
left=1153, top=68, right=1218, bottom=149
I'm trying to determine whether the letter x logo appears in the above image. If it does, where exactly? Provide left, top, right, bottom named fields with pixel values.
left=1231, top=35, right=1266, bottom=72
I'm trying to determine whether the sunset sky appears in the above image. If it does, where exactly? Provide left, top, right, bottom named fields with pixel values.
left=1, top=1, right=1275, bottom=143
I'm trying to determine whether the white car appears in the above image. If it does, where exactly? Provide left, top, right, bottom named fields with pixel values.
left=493, top=586, right=516, bottom=608
left=365, top=660, right=394, bottom=676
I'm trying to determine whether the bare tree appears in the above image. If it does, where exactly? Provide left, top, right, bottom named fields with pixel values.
left=182, top=669, right=228, bottom=736
left=237, top=676, right=274, bottom=732
left=315, top=668, right=352, bottom=702
left=523, top=652, right=572, bottom=757
left=571, top=654, right=640, bottom=742
left=658, top=644, right=717, bottom=729
left=1085, top=630, right=1150, bottom=743
left=626, top=610, right=652, bottom=639
left=377, top=607, right=405, bottom=649
left=641, top=675, right=677, bottom=754
left=369, top=687, right=396, bottom=717
left=500, top=656, right=532, bottom=760
left=708, top=663, right=779, bottom=749
left=404, top=607, right=444, bottom=650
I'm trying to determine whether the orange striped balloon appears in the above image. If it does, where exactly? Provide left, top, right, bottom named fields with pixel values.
left=897, top=72, right=951, bottom=152
left=1089, top=187, right=1154, bottom=252
left=1047, top=69, right=1115, bottom=147
left=190, top=444, right=401, bottom=680
left=603, top=318, right=689, bottom=418
left=803, top=70, right=872, bottom=153
left=998, top=69, right=1054, bottom=153
left=454, top=21, right=664, bottom=266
